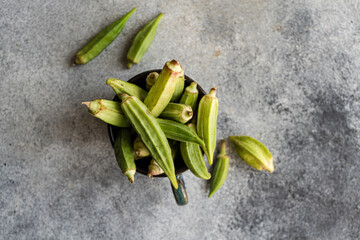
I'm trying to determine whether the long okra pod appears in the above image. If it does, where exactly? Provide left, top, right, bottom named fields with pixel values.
left=114, top=128, right=136, bottom=183
left=127, top=13, right=163, bottom=68
left=75, top=8, right=136, bottom=65
left=82, top=99, right=130, bottom=127
left=119, top=93, right=178, bottom=189
left=144, top=60, right=183, bottom=117
left=209, top=140, right=229, bottom=198
left=107, top=78, right=148, bottom=101
left=197, top=87, right=218, bottom=165
left=180, top=124, right=211, bottom=180
left=82, top=100, right=204, bottom=146
left=159, top=103, right=193, bottom=123
left=180, top=81, right=199, bottom=113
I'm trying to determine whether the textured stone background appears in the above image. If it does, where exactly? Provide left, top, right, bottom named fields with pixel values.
left=1, top=0, right=360, bottom=239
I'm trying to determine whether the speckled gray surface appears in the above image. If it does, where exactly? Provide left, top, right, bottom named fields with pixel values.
left=1, top=0, right=360, bottom=239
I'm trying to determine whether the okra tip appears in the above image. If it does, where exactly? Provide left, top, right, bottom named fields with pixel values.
left=81, top=101, right=90, bottom=108
left=209, top=87, right=217, bottom=97
left=127, top=62, right=133, bottom=69
left=167, top=59, right=182, bottom=73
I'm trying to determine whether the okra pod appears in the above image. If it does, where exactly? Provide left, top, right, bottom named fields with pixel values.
left=159, top=103, right=193, bottom=124
left=75, top=8, right=136, bottom=65
left=180, top=81, right=199, bottom=113
left=170, top=73, right=185, bottom=103
left=144, top=60, right=183, bottom=117
left=82, top=99, right=130, bottom=127
left=148, top=140, right=178, bottom=178
left=229, top=136, right=274, bottom=173
left=107, top=78, right=148, bottom=101
left=156, top=118, right=204, bottom=146
left=180, top=124, right=211, bottom=180
left=133, top=136, right=150, bottom=159
left=197, top=87, right=218, bottom=165
left=83, top=99, right=205, bottom=146
left=146, top=72, right=159, bottom=90
left=114, top=128, right=136, bottom=183
left=209, top=139, right=229, bottom=198
left=127, top=13, right=163, bottom=68
left=119, top=93, right=178, bottom=189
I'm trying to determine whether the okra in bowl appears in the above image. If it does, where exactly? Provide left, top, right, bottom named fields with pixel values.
left=108, top=69, right=206, bottom=177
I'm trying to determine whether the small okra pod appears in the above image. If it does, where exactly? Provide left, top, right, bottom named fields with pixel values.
left=180, top=81, right=199, bottom=113
left=180, top=124, right=211, bottom=180
left=133, top=136, right=150, bottom=159
left=229, top=136, right=274, bottom=173
left=146, top=72, right=159, bottom=90
left=75, top=8, right=136, bottom=65
left=170, top=73, right=185, bottom=103
left=114, top=128, right=136, bottom=183
left=144, top=60, right=183, bottom=117
left=209, top=139, right=229, bottom=198
left=197, top=87, right=218, bottom=165
left=119, top=93, right=178, bottom=189
left=127, top=13, right=163, bottom=68
left=159, top=103, right=193, bottom=124
left=82, top=99, right=130, bottom=127
left=107, top=78, right=148, bottom=101
left=148, top=159, right=164, bottom=178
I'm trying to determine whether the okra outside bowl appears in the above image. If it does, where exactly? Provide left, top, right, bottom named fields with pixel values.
left=108, top=69, right=206, bottom=205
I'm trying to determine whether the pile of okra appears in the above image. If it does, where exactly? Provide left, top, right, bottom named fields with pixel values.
left=83, top=60, right=222, bottom=194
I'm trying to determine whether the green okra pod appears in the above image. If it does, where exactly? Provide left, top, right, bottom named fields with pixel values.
left=197, top=87, right=218, bottom=165
left=159, top=103, right=193, bottom=124
left=127, top=13, right=163, bottom=68
left=82, top=100, right=205, bottom=146
left=180, top=124, right=211, bottom=180
left=75, top=8, right=136, bottom=65
left=180, top=81, right=199, bottom=113
left=107, top=78, right=148, bottom=101
left=156, top=118, right=204, bottom=146
left=229, top=136, right=274, bottom=173
left=133, top=136, right=150, bottom=159
left=82, top=99, right=130, bottom=127
left=170, top=73, right=185, bottom=103
left=148, top=140, right=178, bottom=178
left=119, top=93, right=178, bottom=189
left=144, top=60, right=183, bottom=117
left=114, top=128, right=136, bottom=183
left=146, top=72, right=159, bottom=91
left=209, top=139, right=229, bottom=198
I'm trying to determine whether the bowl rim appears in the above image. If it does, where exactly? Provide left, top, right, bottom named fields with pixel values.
left=107, top=69, right=206, bottom=177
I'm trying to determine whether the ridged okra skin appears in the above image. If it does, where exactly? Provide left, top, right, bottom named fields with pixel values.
left=229, top=136, right=274, bottom=173
left=144, top=60, right=183, bottom=117
left=82, top=99, right=204, bottom=146
left=209, top=139, right=229, bottom=198
left=107, top=78, right=148, bottom=101
left=119, top=93, right=178, bottom=189
left=75, top=8, right=136, bottom=65
left=170, top=73, right=185, bottom=103
left=127, top=13, right=163, bottom=68
left=180, top=81, right=199, bottom=113
left=82, top=99, right=130, bottom=127
left=180, top=124, right=211, bottom=180
left=197, top=87, right=218, bottom=165
left=159, top=103, right=193, bottom=124
left=114, top=128, right=136, bottom=183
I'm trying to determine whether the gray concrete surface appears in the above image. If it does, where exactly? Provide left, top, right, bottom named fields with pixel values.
left=1, top=0, right=360, bottom=239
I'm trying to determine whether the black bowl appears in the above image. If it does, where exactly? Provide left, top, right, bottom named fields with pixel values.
left=108, top=69, right=206, bottom=177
